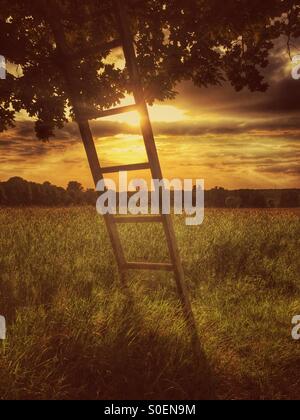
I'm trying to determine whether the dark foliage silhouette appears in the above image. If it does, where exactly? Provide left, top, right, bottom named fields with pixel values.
left=0, top=0, right=299, bottom=139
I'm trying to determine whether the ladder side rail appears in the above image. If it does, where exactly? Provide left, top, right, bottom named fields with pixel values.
left=114, top=0, right=198, bottom=330
left=41, top=0, right=126, bottom=273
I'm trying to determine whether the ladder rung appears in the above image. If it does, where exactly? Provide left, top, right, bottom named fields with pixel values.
left=125, top=262, right=174, bottom=271
left=90, top=104, right=138, bottom=120
left=113, top=215, right=162, bottom=224
left=101, top=162, right=150, bottom=174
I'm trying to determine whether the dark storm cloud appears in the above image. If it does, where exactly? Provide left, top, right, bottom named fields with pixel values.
left=16, top=122, right=36, bottom=138
left=175, top=76, right=300, bottom=117
left=173, top=38, right=300, bottom=117
left=0, top=121, right=80, bottom=160
left=241, top=78, right=300, bottom=114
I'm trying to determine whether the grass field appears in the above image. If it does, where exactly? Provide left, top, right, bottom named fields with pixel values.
left=0, top=207, right=299, bottom=400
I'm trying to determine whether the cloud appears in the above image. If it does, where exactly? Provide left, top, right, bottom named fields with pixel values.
left=172, top=41, right=300, bottom=118
left=0, top=36, right=299, bottom=189
left=257, top=164, right=300, bottom=176
left=243, top=78, right=300, bottom=114
left=153, top=119, right=300, bottom=137
left=5, top=118, right=300, bottom=143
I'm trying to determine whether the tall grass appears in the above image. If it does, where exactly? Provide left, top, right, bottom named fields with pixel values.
left=0, top=208, right=299, bottom=400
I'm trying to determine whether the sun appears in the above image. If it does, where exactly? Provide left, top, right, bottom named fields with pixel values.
left=99, top=97, right=188, bottom=127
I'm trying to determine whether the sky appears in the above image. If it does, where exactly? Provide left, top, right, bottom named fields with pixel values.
left=0, top=43, right=299, bottom=190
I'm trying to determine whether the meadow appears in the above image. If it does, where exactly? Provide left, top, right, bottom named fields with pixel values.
left=0, top=207, right=299, bottom=400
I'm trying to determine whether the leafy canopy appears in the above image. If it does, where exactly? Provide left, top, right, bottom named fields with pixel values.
left=0, top=0, right=298, bottom=139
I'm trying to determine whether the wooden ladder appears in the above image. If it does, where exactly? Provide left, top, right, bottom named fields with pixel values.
left=45, top=0, right=199, bottom=340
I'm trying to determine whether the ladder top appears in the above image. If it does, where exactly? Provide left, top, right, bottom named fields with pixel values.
left=88, top=104, right=138, bottom=120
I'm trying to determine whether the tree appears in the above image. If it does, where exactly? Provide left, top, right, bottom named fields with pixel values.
left=267, top=198, right=276, bottom=208
left=4, top=177, right=32, bottom=205
left=67, top=181, right=84, bottom=193
left=66, top=181, right=84, bottom=204
left=208, top=187, right=226, bottom=208
left=238, top=189, right=252, bottom=208
left=85, top=188, right=98, bottom=205
left=0, top=183, right=7, bottom=205
left=225, top=195, right=242, bottom=209
left=251, top=191, right=267, bottom=208
left=280, top=190, right=299, bottom=208
left=0, top=0, right=298, bottom=140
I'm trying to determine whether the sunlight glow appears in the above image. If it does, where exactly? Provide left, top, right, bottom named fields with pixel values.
left=149, top=105, right=188, bottom=123
left=101, top=102, right=189, bottom=127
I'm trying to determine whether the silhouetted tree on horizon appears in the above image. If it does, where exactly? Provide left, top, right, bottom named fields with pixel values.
left=280, top=190, right=299, bottom=208
left=0, top=177, right=299, bottom=208
left=67, top=181, right=84, bottom=193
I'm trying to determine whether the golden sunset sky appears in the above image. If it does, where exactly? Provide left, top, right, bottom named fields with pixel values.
left=0, top=44, right=299, bottom=190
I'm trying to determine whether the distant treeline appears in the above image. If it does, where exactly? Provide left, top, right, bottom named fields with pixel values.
left=0, top=177, right=299, bottom=208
